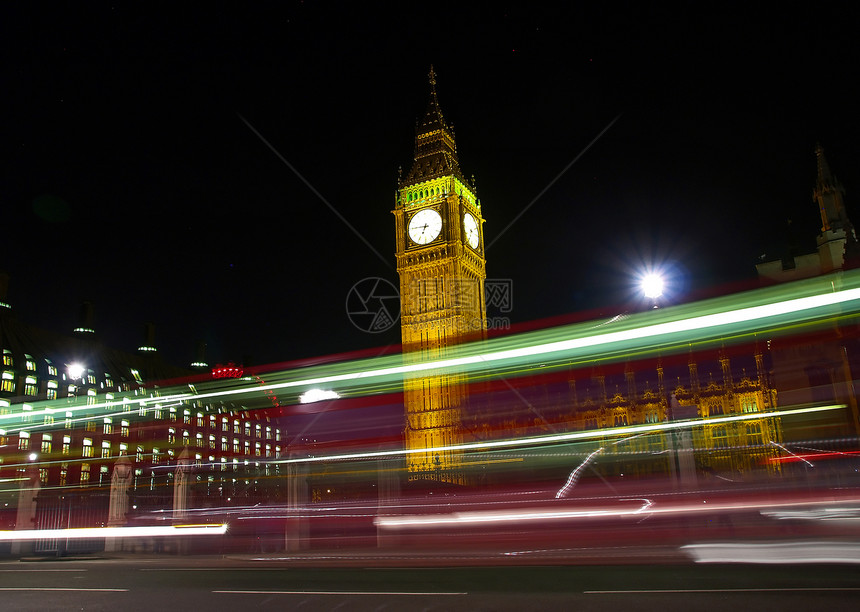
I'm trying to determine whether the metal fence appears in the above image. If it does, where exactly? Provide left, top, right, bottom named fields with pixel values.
left=32, top=491, right=109, bottom=556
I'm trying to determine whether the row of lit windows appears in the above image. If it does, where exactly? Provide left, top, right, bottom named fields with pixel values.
left=0, top=455, right=277, bottom=487
left=712, top=427, right=729, bottom=448
left=1, top=402, right=280, bottom=441
left=402, top=177, right=474, bottom=207
left=709, top=422, right=765, bottom=448
left=92, top=418, right=132, bottom=436
left=0, top=414, right=281, bottom=443
left=0, top=351, right=138, bottom=395
left=44, top=457, right=282, bottom=487
left=15, top=432, right=130, bottom=458
left=11, top=429, right=282, bottom=460
left=1, top=375, right=105, bottom=398
left=406, top=186, right=443, bottom=202
left=741, top=396, right=760, bottom=413
left=0, top=351, right=102, bottom=380
left=705, top=397, right=761, bottom=417
left=1, top=350, right=42, bottom=371
left=164, top=427, right=282, bottom=456
left=155, top=411, right=281, bottom=440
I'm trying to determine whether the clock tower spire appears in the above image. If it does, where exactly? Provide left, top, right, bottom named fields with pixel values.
left=393, top=68, right=488, bottom=485
left=403, top=66, right=467, bottom=186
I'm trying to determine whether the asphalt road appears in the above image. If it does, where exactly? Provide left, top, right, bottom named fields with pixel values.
left=1, top=555, right=859, bottom=611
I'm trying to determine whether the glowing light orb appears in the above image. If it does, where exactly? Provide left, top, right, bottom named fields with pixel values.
left=67, top=363, right=85, bottom=380
left=641, top=273, right=664, bottom=299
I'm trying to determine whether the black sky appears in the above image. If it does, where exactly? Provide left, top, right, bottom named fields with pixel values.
left=2, top=2, right=860, bottom=368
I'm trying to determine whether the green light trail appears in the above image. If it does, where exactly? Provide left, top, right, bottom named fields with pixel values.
left=4, top=270, right=860, bottom=431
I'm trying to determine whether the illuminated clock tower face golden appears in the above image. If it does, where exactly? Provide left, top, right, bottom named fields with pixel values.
left=408, top=208, right=443, bottom=245
left=463, top=212, right=479, bottom=249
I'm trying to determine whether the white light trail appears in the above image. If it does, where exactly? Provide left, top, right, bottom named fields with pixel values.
left=770, top=440, right=815, bottom=467
left=556, top=447, right=604, bottom=498
left=277, top=403, right=844, bottom=465
left=299, top=389, right=340, bottom=403
left=377, top=496, right=860, bottom=530
left=375, top=499, right=654, bottom=527
left=0, top=524, right=227, bottom=541
left=682, top=541, right=860, bottom=564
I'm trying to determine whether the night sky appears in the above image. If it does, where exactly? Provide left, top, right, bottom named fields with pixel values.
left=3, top=3, right=859, bottom=369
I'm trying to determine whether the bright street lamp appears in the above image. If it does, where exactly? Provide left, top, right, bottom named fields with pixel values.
left=67, top=362, right=85, bottom=380
left=641, top=273, right=664, bottom=300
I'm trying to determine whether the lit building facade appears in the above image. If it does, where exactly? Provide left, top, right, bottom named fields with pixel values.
left=394, top=68, right=487, bottom=484
left=0, top=291, right=285, bottom=542
left=467, top=348, right=784, bottom=484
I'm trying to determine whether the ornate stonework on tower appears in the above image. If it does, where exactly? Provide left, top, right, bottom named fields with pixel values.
left=814, top=143, right=855, bottom=273
left=393, top=67, right=487, bottom=484
left=757, top=144, right=857, bottom=282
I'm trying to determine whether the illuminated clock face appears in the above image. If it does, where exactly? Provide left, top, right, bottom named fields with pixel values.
left=408, top=209, right=443, bottom=245
left=463, top=212, right=479, bottom=249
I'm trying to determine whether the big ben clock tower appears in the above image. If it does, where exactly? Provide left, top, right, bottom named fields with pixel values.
left=393, top=67, right=487, bottom=484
